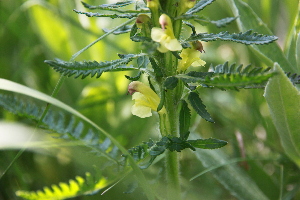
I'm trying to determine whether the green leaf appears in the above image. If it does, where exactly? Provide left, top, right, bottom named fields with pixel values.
left=73, top=9, right=138, bottom=19
left=0, top=95, right=120, bottom=162
left=210, top=16, right=238, bottom=28
left=45, top=54, right=145, bottom=79
left=125, top=72, right=142, bottom=81
left=296, top=33, right=300, bottom=72
left=82, top=1, right=134, bottom=9
left=164, top=77, right=178, bottom=90
left=186, top=30, right=278, bottom=45
left=166, top=137, right=196, bottom=152
left=149, top=57, right=164, bottom=77
left=188, top=92, right=214, bottom=123
left=81, top=1, right=149, bottom=13
left=188, top=138, right=228, bottom=149
left=183, top=20, right=197, bottom=35
left=177, top=62, right=274, bottom=90
left=264, top=63, right=300, bottom=167
left=102, top=25, right=132, bottom=35
left=179, top=100, right=191, bottom=141
left=81, top=1, right=134, bottom=10
left=186, top=0, right=215, bottom=15
left=226, top=0, right=294, bottom=72
left=0, top=79, right=156, bottom=200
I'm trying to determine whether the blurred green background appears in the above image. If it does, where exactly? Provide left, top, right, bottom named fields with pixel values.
left=1, top=0, right=300, bottom=199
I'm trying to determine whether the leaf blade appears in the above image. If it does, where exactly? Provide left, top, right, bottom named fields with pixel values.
left=264, top=63, right=300, bottom=167
left=188, top=92, right=214, bottom=123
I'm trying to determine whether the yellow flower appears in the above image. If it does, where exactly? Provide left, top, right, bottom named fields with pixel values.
left=151, top=14, right=182, bottom=53
left=128, top=81, right=165, bottom=118
left=177, top=42, right=206, bottom=72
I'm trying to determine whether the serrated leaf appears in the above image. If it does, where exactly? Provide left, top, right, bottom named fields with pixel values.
left=177, top=62, right=274, bottom=90
left=188, top=138, right=228, bottom=149
left=125, top=71, right=142, bottom=81
left=0, top=79, right=155, bottom=200
left=164, top=77, right=178, bottom=90
left=188, top=92, right=214, bottom=122
left=73, top=9, right=138, bottom=19
left=186, top=30, right=278, bottom=45
left=81, top=1, right=149, bottom=13
left=286, top=72, right=300, bottom=85
left=130, top=23, right=138, bottom=38
left=183, top=21, right=197, bottom=35
left=102, top=25, right=132, bottom=35
left=264, top=63, right=300, bottom=167
left=82, top=1, right=133, bottom=9
left=45, top=54, right=145, bottom=79
left=166, top=137, right=195, bottom=152
left=226, top=0, right=294, bottom=72
left=210, top=16, right=238, bottom=28
left=179, top=100, right=191, bottom=140
left=130, top=34, right=152, bottom=42
left=186, top=0, right=215, bottom=15
left=137, top=56, right=150, bottom=68
left=149, top=58, right=164, bottom=77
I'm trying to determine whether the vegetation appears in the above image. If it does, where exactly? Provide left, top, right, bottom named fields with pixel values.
left=1, top=0, right=300, bottom=199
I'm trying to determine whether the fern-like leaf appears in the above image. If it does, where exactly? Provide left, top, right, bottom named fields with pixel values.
left=81, top=1, right=149, bottom=14
left=180, top=15, right=237, bottom=28
left=73, top=9, right=138, bottom=18
left=286, top=72, right=300, bottom=84
left=176, top=62, right=275, bottom=90
left=186, top=30, right=278, bottom=45
left=82, top=1, right=134, bottom=9
left=0, top=95, right=120, bottom=162
left=210, top=17, right=238, bottom=28
left=45, top=54, right=145, bottom=79
left=16, top=172, right=110, bottom=200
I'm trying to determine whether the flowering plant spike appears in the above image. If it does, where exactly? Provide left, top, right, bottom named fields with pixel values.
left=15, top=1, right=284, bottom=200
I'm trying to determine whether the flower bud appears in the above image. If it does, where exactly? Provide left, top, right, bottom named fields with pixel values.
left=192, top=41, right=205, bottom=53
left=136, top=14, right=151, bottom=29
left=147, top=0, right=160, bottom=10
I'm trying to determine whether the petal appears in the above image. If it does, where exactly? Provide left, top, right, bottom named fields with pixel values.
left=164, top=39, right=182, bottom=51
left=151, top=28, right=165, bottom=42
left=157, top=45, right=169, bottom=53
left=192, top=58, right=206, bottom=67
left=131, top=104, right=152, bottom=118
